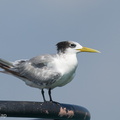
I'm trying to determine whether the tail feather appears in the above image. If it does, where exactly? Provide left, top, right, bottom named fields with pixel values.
left=0, top=58, right=15, bottom=73
left=0, top=58, right=27, bottom=79
left=0, top=58, right=14, bottom=68
left=0, top=58, right=14, bottom=72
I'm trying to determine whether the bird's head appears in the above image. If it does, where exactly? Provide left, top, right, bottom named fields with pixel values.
left=56, top=41, right=100, bottom=54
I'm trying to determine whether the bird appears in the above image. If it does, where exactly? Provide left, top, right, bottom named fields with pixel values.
left=0, top=41, right=100, bottom=102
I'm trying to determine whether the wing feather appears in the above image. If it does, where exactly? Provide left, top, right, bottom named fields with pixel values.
left=11, top=55, right=61, bottom=88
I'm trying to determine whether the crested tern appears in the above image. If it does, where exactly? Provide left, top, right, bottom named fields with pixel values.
left=0, top=41, right=100, bottom=101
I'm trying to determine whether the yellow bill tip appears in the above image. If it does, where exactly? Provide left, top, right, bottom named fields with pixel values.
left=78, top=47, right=101, bottom=53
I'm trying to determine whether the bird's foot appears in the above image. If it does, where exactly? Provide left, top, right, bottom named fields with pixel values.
left=50, top=100, right=60, bottom=105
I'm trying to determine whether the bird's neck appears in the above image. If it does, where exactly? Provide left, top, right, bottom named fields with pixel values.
left=57, top=52, right=78, bottom=71
left=58, top=52, right=77, bottom=59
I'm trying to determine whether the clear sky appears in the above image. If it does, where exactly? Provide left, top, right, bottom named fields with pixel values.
left=0, top=0, right=120, bottom=120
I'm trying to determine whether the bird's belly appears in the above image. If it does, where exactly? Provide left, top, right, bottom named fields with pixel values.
left=47, top=70, right=75, bottom=89
left=58, top=72, right=75, bottom=87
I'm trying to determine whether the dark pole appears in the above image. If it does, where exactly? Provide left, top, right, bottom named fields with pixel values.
left=0, top=100, right=90, bottom=120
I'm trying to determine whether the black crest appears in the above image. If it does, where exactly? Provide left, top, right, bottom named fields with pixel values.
left=56, top=41, right=70, bottom=53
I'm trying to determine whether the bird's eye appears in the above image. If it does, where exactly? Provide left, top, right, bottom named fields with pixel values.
left=70, top=44, right=76, bottom=48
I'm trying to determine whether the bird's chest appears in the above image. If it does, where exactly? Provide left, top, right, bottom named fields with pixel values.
left=52, top=55, right=78, bottom=86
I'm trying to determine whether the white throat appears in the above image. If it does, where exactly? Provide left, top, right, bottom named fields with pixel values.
left=56, top=52, right=78, bottom=74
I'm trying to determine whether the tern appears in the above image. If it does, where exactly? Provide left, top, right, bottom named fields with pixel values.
left=0, top=41, right=100, bottom=101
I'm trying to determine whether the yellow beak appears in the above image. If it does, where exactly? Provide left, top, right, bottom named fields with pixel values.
left=78, top=47, right=100, bottom=53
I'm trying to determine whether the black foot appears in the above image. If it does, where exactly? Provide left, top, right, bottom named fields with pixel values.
left=50, top=101, right=60, bottom=105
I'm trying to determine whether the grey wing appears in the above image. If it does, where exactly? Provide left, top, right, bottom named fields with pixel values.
left=11, top=55, right=61, bottom=87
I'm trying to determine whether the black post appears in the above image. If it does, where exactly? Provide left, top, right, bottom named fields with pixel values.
left=0, top=100, right=90, bottom=120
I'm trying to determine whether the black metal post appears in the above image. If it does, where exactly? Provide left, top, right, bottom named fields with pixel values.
left=0, top=100, right=90, bottom=120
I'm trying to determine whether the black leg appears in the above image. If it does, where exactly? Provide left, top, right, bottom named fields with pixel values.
left=41, top=89, right=46, bottom=102
left=48, top=88, right=52, bottom=101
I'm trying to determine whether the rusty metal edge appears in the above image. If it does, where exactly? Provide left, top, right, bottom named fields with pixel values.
left=0, top=100, right=90, bottom=120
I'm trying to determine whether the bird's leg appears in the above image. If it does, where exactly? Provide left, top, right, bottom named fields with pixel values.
left=41, top=89, right=46, bottom=102
left=48, top=88, right=59, bottom=104
left=48, top=88, right=52, bottom=101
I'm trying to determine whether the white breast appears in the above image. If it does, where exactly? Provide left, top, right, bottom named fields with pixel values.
left=47, top=53, right=78, bottom=88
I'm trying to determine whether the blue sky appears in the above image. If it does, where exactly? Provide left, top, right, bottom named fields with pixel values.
left=0, top=0, right=120, bottom=120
